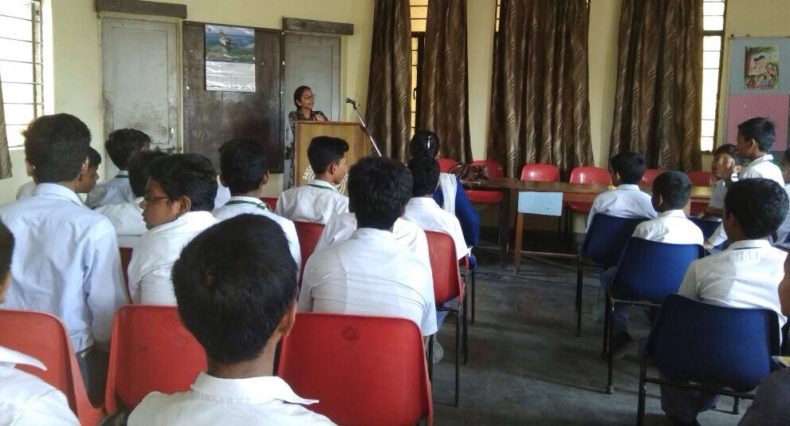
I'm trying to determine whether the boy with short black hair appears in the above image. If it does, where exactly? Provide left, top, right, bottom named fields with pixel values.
left=587, top=151, right=657, bottom=229
left=213, top=139, right=301, bottom=265
left=276, top=136, right=349, bottom=224
left=736, top=117, right=783, bottom=185
left=129, top=215, right=334, bottom=425
left=86, top=128, right=150, bottom=208
left=127, top=153, right=218, bottom=305
left=703, top=144, right=738, bottom=218
left=18, top=147, right=102, bottom=200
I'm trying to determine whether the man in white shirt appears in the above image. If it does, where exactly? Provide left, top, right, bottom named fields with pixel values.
left=299, top=157, right=437, bottom=337
left=276, top=136, right=349, bottom=224
left=0, top=114, right=127, bottom=404
left=587, top=151, right=657, bottom=230
left=129, top=215, right=334, bottom=425
left=127, top=154, right=219, bottom=305
left=212, top=139, right=301, bottom=266
left=85, top=128, right=150, bottom=208
left=662, top=178, right=789, bottom=425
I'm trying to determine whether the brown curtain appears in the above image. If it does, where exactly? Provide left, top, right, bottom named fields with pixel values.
left=609, top=0, right=702, bottom=171
left=418, top=0, right=471, bottom=163
left=487, top=0, right=593, bottom=178
left=0, top=72, right=12, bottom=179
left=365, top=0, right=412, bottom=161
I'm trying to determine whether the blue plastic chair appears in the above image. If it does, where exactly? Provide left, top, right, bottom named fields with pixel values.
left=636, top=294, right=780, bottom=425
left=603, top=238, right=704, bottom=393
left=687, top=216, right=721, bottom=241
left=575, top=214, right=649, bottom=335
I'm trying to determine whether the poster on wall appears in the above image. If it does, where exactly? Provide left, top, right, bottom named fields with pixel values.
left=729, top=37, right=790, bottom=95
left=205, top=25, right=255, bottom=92
left=745, top=45, right=779, bottom=90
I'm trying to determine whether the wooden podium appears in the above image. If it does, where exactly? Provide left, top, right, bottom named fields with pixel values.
left=293, top=121, right=372, bottom=190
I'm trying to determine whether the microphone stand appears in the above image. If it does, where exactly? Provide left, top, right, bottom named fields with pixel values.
left=349, top=102, right=383, bottom=157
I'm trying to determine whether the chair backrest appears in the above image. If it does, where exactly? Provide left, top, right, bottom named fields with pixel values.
left=612, top=238, right=703, bottom=302
left=278, top=313, right=433, bottom=426
left=425, top=230, right=463, bottom=304
left=520, top=163, right=560, bottom=182
left=260, top=196, right=278, bottom=211
left=437, top=158, right=459, bottom=173
left=293, top=221, right=326, bottom=271
left=120, top=247, right=133, bottom=301
left=640, top=168, right=663, bottom=185
left=687, top=170, right=717, bottom=187
left=0, top=309, right=101, bottom=425
left=104, top=305, right=206, bottom=414
left=647, top=294, right=779, bottom=391
left=569, top=166, right=611, bottom=185
left=583, top=214, right=649, bottom=267
left=469, top=160, right=504, bottom=178
left=687, top=217, right=721, bottom=240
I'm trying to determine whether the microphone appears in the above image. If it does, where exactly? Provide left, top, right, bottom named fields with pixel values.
left=345, top=97, right=359, bottom=108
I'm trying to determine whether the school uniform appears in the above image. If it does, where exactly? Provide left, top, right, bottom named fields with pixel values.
left=214, top=182, right=231, bottom=209
left=212, top=196, right=302, bottom=266
left=275, top=179, right=349, bottom=224
left=299, top=228, right=438, bottom=336
left=707, top=179, right=727, bottom=211
left=95, top=197, right=146, bottom=248
left=0, top=183, right=126, bottom=352
left=127, top=211, right=218, bottom=305
left=586, top=184, right=657, bottom=230
left=15, top=181, right=36, bottom=200
left=403, top=197, right=468, bottom=260
left=128, top=373, right=335, bottom=426
left=85, top=171, right=135, bottom=208
left=0, top=346, right=79, bottom=426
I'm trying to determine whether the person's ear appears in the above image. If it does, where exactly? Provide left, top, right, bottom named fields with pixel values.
left=651, top=193, right=662, bottom=210
left=328, top=161, right=338, bottom=176
left=0, top=271, right=11, bottom=303
left=260, top=170, right=270, bottom=186
left=278, top=303, right=297, bottom=337
left=175, top=195, right=192, bottom=215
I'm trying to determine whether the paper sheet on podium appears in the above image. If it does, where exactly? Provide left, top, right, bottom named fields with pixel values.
left=517, top=191, right=564, bottom=217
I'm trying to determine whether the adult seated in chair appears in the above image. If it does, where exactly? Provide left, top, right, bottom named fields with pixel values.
left=664, top=178, right=789, bottom=425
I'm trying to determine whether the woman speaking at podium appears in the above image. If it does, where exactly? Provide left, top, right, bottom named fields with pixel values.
left=285, top=85, right=328, bottom=188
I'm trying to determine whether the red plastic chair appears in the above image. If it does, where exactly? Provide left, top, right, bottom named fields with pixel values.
left=120, top=247, right=133, bottom=302
left=260, top=196, right=278, bottom=211
left=687, top=170, right=717, bottom=187
left=641, top=168, right=663, bottom=185
left=104, top=305, right=206, bottom=415
left=465, top=160, right=505, bottom=204
left=278, top=313, right=433, bottom=426
left=520, top=163, right=561, bottom=182
left=437, top=157, right=459, bottom=173
left=293, top=221, right=325, bottom=272
left=566, top=166, right=612, bottom=213
left=0, top=309, right=104, bottom=425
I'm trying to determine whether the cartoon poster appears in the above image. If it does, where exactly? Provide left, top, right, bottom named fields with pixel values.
left=745, top=45, right=779, bottom=90
left=204, top=25, right=256, bottom=92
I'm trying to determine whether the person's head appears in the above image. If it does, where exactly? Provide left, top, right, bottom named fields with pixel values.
left=723, top=178, right=788, bottom=241
left=142, top=154, right=217, bottom=229
left=782, top=148, right=790, bottom=184
left=172, top=214, right=298, bottom=368
left=74, top=147, right=102, bottom=194
left=736, top=117, right=776, bottom=159
left=219, top=139, right=268, bottom=196
left=293, top=85, right=313, bottom=111
left=0, top=220, right=14, bottom=303
left=105, top=128, right=151, bottom=170
left=651, top=171, right=692, bottom=212
left=128, top=151, right=168, bottom=198
left=610, top=151, right=646, bottom=184
left=307, top=136, right=348, bottom=184
left=348, top=156, right=412, bottom=230
left=711, top=144, right=738, bottom=179
left=24, top=113, right=91, bottom=184
left=409, top=130, right=441, bottom=159
left=407, top=154, right=439, bottom=197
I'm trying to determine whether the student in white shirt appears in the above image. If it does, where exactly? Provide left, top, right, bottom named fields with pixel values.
left=127, top=154, right=218, bottom=305
left=213, top=139, right=301, bottom=265
left=276, top=136, right=349, bottom=224
left=587, top=151, right=657, bottom=229
left=17, top=147, right=102, bottom=201
left=700, top=144, right=738, bottom=219
left=299, top=157, right=437, bottom=337
left=129, top=215, right=334, bottom=425
left=662, top=178, right=789, bottom=425
left=85, top=128, right=150, bottom=208
left=776, top=148, right=790, bottom=243
left=0, top=114, right=127, bottom=405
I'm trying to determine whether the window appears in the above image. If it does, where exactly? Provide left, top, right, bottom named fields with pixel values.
left=701, top=0, right=726, bottom=152
left=410, top=0, right=428, bottom=138
left=0, top=0, right=44, bottom=149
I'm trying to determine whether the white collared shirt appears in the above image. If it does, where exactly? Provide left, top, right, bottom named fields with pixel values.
left=631, top=210, right=704, bottom=245
left=15, top=181, right=36, bottom=200
left=299, top=228, right=438, bottom=336
left=275, top=179, right=349, bottom=224
left=85, top=172, right=136, bottom=208
left=777, top=184, right=790, bottom=243
left=0, top=184, right=126, bottom=351
left=587, top=184, right=657, bottom=230
left=740, top=154, right=784, bottom=186
left=678, top=239, right=787, bottom=328
left=708, top=179, right=727, bottom=210
left=95, top=197, right=147, bottom=248
left=128, top=372, right=335, bottom=426
left=403, top=197, right=468, bottom=259
left=0, top=346, right=78, bottom=426
left=213, top=196, right=302, bottom=266
left=128, top=211, right=218, bottom=305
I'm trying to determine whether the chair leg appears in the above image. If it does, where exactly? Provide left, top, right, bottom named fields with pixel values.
left=427, top=334, right=434, bottom=383
left=606, top=297, right=615, bottom=394
left=733, top=396, right=740, bottom=414
left=454, top=311, right=460, bottom=407
left=637, top=356, right=647, bottom=426
left=462, top=295, right=469, bottom=365
left=470, top=271, right=476, bottom=325
left=576, top=256, right=584, bottom=336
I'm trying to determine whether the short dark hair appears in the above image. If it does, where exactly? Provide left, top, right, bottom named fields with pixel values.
left=725, top=178, right=788, bottom=239
left=610, top=151, right=646, bottom=184
left=24, top=113, right=91, bottom=183
left=407, top=154, right=439, bottom=197
left=348, top=157, right=412, bottom=230
left=307, top=136, right=349, bottom=174
left=128, top=151, right=168, bottom=197
left=409, top=130, right=440, bottom=159
left=105, top=128, right=151, bottom=169
left=738, top=117, right=776, bottom=153
left=652, top=171, right=692, bottom=210
left=147, top=154, right=217, bottom=211
left=293, top=85, right=310, bottom=109
left=219, top=139, right=267, bottom=194
left=713, top=144, right=737, bottom=159
left=172, top=215, right=298, bottom=364
left=87, top=147, right=102, bottom=169
left=0, top=220, right=14, bottom=280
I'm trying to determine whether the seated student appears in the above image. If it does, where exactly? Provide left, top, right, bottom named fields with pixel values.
left=213, top=139, right=301, bottom=265
left=775, top=148, right=790, bottom=243
left=86, top=128, right=150, bottom=208
left=129, top=215, right=334, bottom=425
left=96, top=151, right=166, bottom=248
left=15, top=160, right=37, bottom=200
left=17, top=147, right=101, bottom=200
left=275, top=136, right=349, bottom=224
left=700, top=144, right=738, bottom=219
left=299, top=157, right=437, bottom=337
left=0, top=114, right=126, bottom=403
left=587, top=151, right=657, bottom=229
left=0, top=220, right=79, bottom=426
left=127, top=154, right=218, bottom=305
left=663, top=178, right=788, bottom=425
